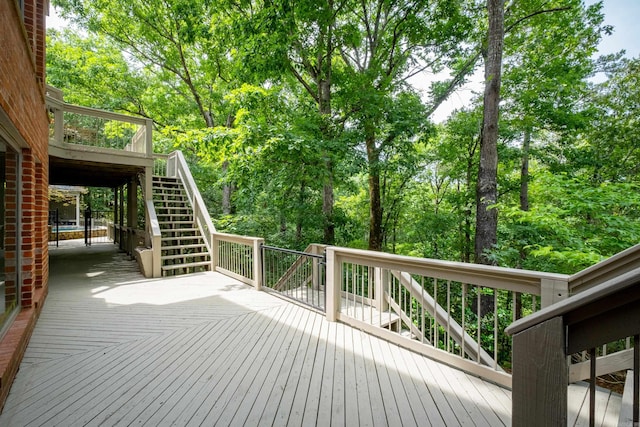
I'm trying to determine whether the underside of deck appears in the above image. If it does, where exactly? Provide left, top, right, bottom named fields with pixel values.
left=0, top=242, right=620, bottom=426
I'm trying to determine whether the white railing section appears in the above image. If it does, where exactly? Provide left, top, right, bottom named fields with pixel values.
left=212, top=232, right=263, bottom=288
left=325, top=246, right=569, bottom=388
left=145, top=199, right=162, bottom=278
left=506, top=267, right=640, bottom=426
left=165, top=151, right=216, bottom=262
left=46, top=86, right=153, bottom=156
left=153, top=154, right=168, bottom=176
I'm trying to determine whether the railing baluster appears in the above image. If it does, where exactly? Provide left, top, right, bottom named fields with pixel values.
left=635, top=334, right=639, bottom=424
left=420, top=276, right=425, bottom=344
left=462, top=283, right=466, bottom=359
left=447, top=281, right=451, bottom=353
left=477, top=285, right=481, bottom=365
left=434, top=278, right=438, bottom=348
left=494, top=288, right=498, bottom=370
left=589, top=347, right=596, bottom=427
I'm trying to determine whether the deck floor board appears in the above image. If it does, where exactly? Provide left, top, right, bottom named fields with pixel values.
left=0, top=242, right=620, bottom=426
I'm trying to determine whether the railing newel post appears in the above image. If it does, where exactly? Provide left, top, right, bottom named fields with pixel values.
left=326, top=247, right=340, bottom=322
left=211, top=232, right=218, bottom=271
left=254, top=238, right=263, bottom=291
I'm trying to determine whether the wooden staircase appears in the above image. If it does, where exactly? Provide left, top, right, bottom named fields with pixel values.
left=152, top=176, right=211, bottom=276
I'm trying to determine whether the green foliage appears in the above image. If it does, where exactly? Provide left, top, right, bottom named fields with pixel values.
left=493, top=171, right=640, bottom=273
left=48, top=0, right=639, bottom=277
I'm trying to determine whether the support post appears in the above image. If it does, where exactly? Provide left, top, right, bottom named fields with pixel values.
left=145, top=119, right=153, bottom=157
left=127, top=178, right=137, bottom=255
left=511, top=316, right=567, bottom=426
left=541, top=278, right=569, bottom=308
left=253, top=238, right=264, bottom=290
left=119, top=185, right=125, bottom=251
left=212, top=233, right=218, bottom=271
left=144, top=166, right=153, bottom=247
left=325, top=247, right=340, bottom=322
left=374, top=267, right=389, bottom=313
left=113, top=187, right=118, bottom=245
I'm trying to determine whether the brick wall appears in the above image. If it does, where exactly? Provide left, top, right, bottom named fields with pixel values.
left=0, top=0, right=49, bottom=163
left=0, top=0, right=49, bottom=412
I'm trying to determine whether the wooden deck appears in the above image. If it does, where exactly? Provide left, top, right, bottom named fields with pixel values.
left=0, top=242, right=620, bottom=426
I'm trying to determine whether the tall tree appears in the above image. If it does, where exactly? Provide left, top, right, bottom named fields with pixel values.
left=475, top=0, right=504, bottom=264
left=339, top=0, right=472, bottom=250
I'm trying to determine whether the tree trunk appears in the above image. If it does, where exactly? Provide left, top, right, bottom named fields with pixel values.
left=221, top=114, right=236, bottom=215
left=221, top=160, right=232, bottom=215
left=366, top=128, right=383, bottom=251
left=475, top=0, right=504, bottom=265
left=319, top=74, right=335, bottom=244
left=520, top=128, right=531, bottom=211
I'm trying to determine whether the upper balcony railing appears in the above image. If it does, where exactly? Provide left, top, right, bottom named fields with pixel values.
left=46, top=85, right=153, bottom=157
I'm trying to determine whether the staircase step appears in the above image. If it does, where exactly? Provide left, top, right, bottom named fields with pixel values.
left=162, top=243, right=207, bottom=251
left=161, top=260, right=211, bottom=271
left=155, top=206, right=192, bottom=211
left=159, top=221, right=194, bottom=226
left=161, top=235, right=203, bottom=243
left=162, top=252, right=210, bottom=261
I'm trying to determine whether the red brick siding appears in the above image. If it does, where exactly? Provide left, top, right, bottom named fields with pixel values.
left=35, top=162, right=48, bottom=288
left=0, top=0, right=49, bottom=412
left=3, top=153, right=18, bottom=310
left=0, top=0, right=48, bottom=163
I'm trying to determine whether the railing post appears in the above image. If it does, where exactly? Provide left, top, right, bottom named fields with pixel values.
left=145, top=119, right=153, bottom=156
left=144, top=166, right=153, bottom=247
left=211, top=232, right=218, bottom=271
left=253, top=238, right=264, bottom=290
left=326, top=247, right=340, bottom=322
left=167, top=153, right=176, bottom=177
left=511, top=316, right=567, bottom=426
left=374, top=267, right=389, bottom=313
left=54, top=105, right=64, bottom=145
left=152, top=232, right=161, bottom=278
left=541, top=278, right=569, bottom=308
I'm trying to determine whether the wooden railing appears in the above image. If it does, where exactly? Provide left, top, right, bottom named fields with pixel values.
left=212, top=232, right=263, bottom=288
left=145, top=200, right=162, bottom=278
left=324, top=247, right=570, bottom=388
left=46, top=86, right=153, bottom=156
left=568, top=243, right=640, bottom=294
left=165, top=151, right=216, bottom=262
left=506, top=267, right=640, bottom=426
left=261, top=244, right=326, bottom=311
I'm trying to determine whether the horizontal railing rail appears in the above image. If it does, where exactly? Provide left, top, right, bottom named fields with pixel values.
left=261, top=244, right=326, bottom=311
left=212, top=232, right=263, bottom=288
left=325, top=246, right=570, bottom=388
left=506, top=267, right=640, bottom=426
left=568, top=243, right=640, bottom=294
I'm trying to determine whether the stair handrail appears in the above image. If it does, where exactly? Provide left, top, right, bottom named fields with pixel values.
left=166, top=151, right=216, bottom=259
left=506, top=267, right=640, bottom=425
left=568, top=242, right=640, bottom=294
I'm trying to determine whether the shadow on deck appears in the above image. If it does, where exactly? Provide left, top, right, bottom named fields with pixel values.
left=0, top=241, right=620, bottom=426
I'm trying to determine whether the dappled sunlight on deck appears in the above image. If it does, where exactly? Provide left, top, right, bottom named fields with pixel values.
left=0, top=243, right=514, bottom=426
left=0, top=242, right=622, bottom=426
